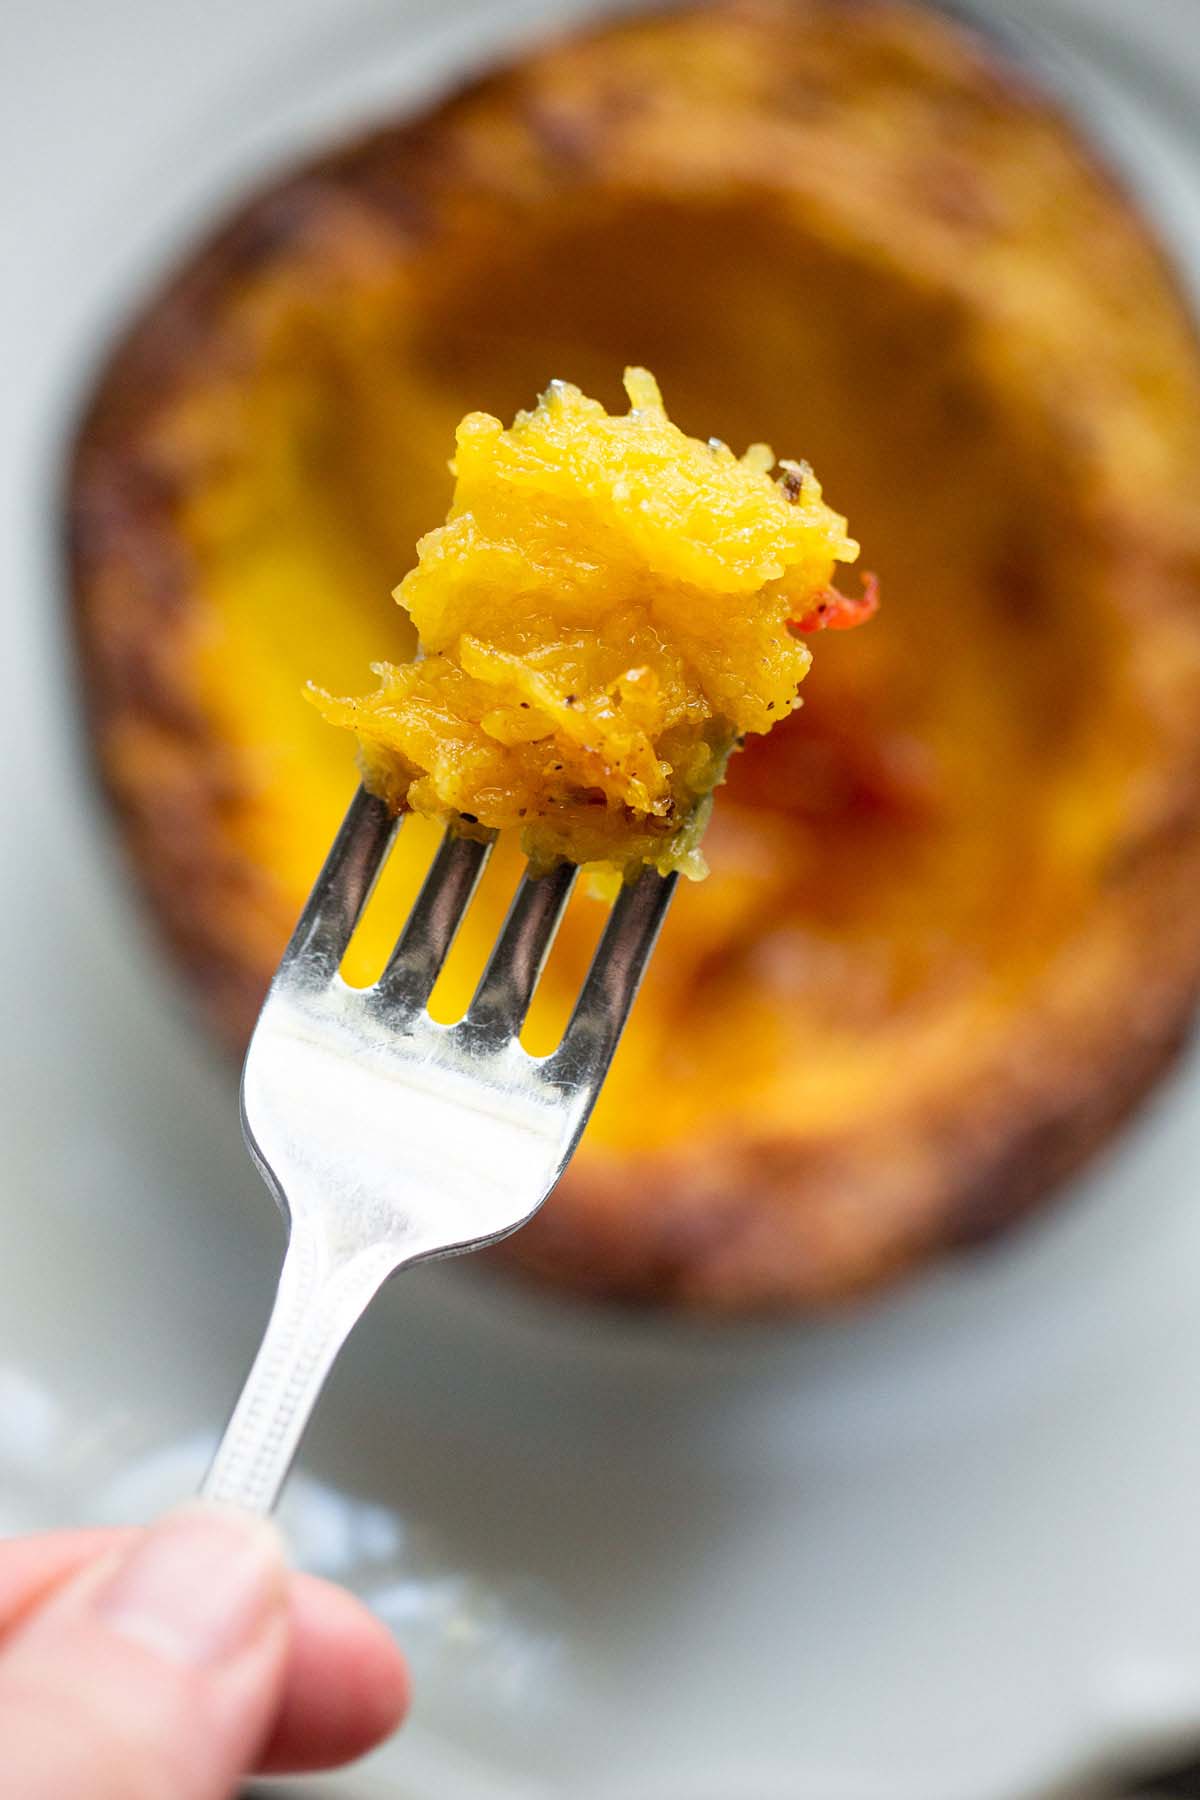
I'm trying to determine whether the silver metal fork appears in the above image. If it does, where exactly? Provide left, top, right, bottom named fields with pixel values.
left=199, top=786, right=675, bottom=1514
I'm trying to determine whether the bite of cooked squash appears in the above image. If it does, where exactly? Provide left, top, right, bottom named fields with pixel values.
left=313, top=367, right=871, bottom=877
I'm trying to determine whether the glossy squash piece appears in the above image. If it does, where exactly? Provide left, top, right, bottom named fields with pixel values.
left=314, top=366, right=870, bottom=877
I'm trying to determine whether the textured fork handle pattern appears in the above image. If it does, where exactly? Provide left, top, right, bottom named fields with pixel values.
left=200, top=1226, right=393, bottom=1514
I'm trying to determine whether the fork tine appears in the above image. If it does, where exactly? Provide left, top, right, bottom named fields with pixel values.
left=550, top=868, right=677, bottom=1079
left=374, top=828, right=494, bottom=1011
left=279, top=786, right=399, bottom=984
left=465, top=861, right=578, bottom=1038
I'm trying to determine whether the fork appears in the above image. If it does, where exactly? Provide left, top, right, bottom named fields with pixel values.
left=199, top=785, right=675, bottom=1514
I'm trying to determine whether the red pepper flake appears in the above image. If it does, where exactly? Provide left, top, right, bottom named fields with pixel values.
left=790, top=571, right=880, bottom=635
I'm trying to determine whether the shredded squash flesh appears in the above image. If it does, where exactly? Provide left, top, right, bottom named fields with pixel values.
left=313, top=368, right=871, bottom=875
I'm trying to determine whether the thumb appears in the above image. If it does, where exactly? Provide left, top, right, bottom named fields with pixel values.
left=0, top=1503, right=291, bottom=1800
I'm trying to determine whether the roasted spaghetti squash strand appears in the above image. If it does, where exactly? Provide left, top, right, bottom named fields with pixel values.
left=313, top=368, right=871, bottom=877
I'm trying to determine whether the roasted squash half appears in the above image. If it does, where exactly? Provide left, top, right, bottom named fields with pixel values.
left=68, top=0, right=1200, bottom=1309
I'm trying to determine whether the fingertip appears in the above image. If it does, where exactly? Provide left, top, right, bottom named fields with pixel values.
left=305, top=1579, right=410, bottom=1738
left=0, top=1509, right=294, bottom=1800
left=256, top=1574, right=409, bottom=1773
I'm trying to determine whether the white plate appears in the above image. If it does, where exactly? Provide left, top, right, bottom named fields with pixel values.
left=3, top=2, right=1200, bottom=1796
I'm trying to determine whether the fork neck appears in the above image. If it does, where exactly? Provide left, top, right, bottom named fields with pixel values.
left=200, top=1221, right=394, bottom=1514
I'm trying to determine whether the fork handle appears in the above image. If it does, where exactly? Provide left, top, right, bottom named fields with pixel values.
left=200, top=1225, right=393, bottom=1514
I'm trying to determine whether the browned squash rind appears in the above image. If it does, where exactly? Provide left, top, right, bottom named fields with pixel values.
left=68, top=0, right=1200, bottom=1309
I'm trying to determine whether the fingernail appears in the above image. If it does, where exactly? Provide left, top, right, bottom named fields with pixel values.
left=96, top=1504, right=286, bottom=1667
